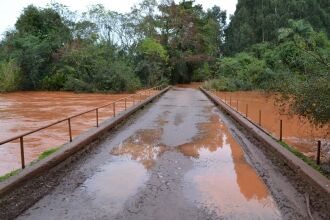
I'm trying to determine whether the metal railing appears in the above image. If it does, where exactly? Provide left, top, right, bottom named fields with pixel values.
left=206, top=88, right=324, bottom=165
left=0, top=85, right=166, bottom=170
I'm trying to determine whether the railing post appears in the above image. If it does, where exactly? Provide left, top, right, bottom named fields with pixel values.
left=140, top=93, right=142, bottom=102
left=230, top=97, right=232, bottom=106
left=113, top=102, right=116, bottom=117
left=68, top=118, right=72, bottom=142
left=259, top=110, right=262, bottom=126
left=236, top=100, right=239, bottom=111
left=125, top=98, right=127, bottom=110
left=316, top=141, right=321, bottom=165
left=96, top=109, right=99, bottom=127
left=279, top=120, right=283, bottom=141
left=246, top=104, right=248, bottom=117
left=20, top=137, right=25, bottom=169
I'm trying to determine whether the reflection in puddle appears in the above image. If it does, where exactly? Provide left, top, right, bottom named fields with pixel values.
left=111, top=129, right=166, bottom=169
left=82, top=157, right=149, bottom=214
left=182, top=108, right=281, bottom=219
left=179, top=114, right=223, bottom=158
left=174, top=113, right=184, bottom=126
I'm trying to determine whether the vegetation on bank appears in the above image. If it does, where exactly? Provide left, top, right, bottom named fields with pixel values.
left=279, top=141, right=329, bottom=179
left=37, top=147, right=60, bottom=161
left=0, top=169, right=21, bottom=182
left=0, top=0, right=329, bottom=127
left=0, top=1, right=226, bottom=93
left=203, top=0, right=330, bottom=128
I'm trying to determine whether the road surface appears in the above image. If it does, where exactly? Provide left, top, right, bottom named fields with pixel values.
left=17, top=88, right=310, bottom=220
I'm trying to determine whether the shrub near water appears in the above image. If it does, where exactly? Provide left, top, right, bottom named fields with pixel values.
left=0, top=60, right=22, bottom=92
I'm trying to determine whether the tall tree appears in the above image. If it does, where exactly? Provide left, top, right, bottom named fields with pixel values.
left=5, top=5, right=71, bottom=89
left=224, top=0, right=330, bottom=54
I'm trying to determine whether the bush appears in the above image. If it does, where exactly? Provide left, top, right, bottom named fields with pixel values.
left=99, top=61, right=141, bottom=93
left=192, top=63, right=211, bottom=82
left=63, top=77, right=94, bottom=92
left=41, top=71, right=68, bottom=91
left=0, top=59, right=22, bottom=92
left=203, top=77, right=237, bottom=91
left=292, top=74, right=330, bottom=125
left=58, top=44, right=141, bottom=93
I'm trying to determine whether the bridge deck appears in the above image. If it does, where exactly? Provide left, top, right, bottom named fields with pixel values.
left=17, top=88, right=309, bottom=220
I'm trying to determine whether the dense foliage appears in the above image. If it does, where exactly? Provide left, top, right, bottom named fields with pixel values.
left=224, top=0, right=330, bottom=54
left=0, top=0, right=329, bottom=126
left=0, top=1, right=226, bottom=93
left=205, top=0, right=330, bottom=127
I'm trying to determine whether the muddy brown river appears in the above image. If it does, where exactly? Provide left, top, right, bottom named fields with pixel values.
left=16, top=88, right=286, bottom=220
left=214, top=91, right=329, bottom=159
left=0, top=91, right=151, bottom=175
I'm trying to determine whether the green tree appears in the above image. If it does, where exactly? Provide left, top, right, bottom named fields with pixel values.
left=136, top=38, right=169, bottom=86
left=225, top=0, right=330, bottom=54
left=0, top=59, right=22, bottom=92
left=3, top=5, right=71, bottom=89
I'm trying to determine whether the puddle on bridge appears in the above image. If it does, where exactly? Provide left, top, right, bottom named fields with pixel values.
left=108, top=103, right=282, bottom=218
left=78, top=118, right=170, bottom=215
left=80, top=156, right=149, bottom=215
left=111, top=128, right=167, bottom=169
left=0, top=91, right=153, bottom=175
left=181, top=107, right=282, bottom=219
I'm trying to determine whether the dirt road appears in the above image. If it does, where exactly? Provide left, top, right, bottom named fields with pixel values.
left=17, top=88, right=312, bottom=220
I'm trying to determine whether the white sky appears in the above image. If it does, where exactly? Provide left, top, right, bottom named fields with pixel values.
left=0, top=0, right=237, bottom=36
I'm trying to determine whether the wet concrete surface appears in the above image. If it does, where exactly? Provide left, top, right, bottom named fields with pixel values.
left=17, top=88, right=296, bottom=219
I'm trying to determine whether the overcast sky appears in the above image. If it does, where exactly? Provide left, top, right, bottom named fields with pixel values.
left=0, top=0, right=237, bottom=35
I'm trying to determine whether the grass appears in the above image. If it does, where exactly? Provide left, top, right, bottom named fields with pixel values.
left=279, top=141, right=329, bottom=179
left=37, top=147, right=60, bottom=160
left=0, top=147, right=60, bottom=182
left=0, top=169, right=21, bottom=182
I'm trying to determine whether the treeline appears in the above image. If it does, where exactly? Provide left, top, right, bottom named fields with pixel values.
left=225, top=0, right=330, bottom=54
left=0, top=0, right=329, bottom=126
left=0, top=0, right=226, bottom=93
left=205, top=0, right=330, bottom=126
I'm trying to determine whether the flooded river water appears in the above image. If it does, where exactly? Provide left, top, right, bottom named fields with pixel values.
left=214, top=91, right=329, bottom=160
left=1, top=89, right=328, bottom=176
left=0, top=91, right=151, bottom=175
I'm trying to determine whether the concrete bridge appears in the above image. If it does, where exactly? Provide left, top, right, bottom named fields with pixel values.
left=0, top=86, right=329, bottom=220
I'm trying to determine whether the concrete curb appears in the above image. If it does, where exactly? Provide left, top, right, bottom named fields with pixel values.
left=0, top=86, right=171, bottom=198
left=200, top=87, right=330, bottom=199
